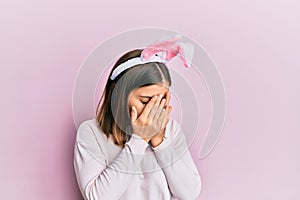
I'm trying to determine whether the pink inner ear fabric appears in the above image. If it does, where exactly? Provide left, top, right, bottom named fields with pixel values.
left=141, top=34, right=193, bottom=68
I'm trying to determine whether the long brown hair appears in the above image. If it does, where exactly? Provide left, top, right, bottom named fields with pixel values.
left=95, top=49, right=172, bottom=148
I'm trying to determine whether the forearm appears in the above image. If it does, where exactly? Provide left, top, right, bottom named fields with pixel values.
left=151, top=127, right=201, bottom=199
left=74, top=134, right=149, bottom=200
left=157, top=149, right=201, bottom=199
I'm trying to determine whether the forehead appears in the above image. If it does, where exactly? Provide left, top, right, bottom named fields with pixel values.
left=134, top=84, right=169, bottom=96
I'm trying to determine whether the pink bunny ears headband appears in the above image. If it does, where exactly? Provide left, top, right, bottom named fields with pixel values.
left=110, top=34, right=194, bottom=80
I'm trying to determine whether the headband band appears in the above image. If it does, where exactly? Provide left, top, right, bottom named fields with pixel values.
left=110, top=34, right=194, bottom=81
left=110, top=54, right=166, bottom=80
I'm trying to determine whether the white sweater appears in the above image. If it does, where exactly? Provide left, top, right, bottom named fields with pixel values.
left=73, top=117, right=202, bottom=200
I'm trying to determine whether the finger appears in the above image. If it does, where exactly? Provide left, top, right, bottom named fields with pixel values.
left=164, top=105, right=172, bottom=125
left=157, top=107, right=167, bottom=128
left=155, top=97, right=166, bottom=121
left=148, top=104, right=158, bottom=120
left=155, top=94, right=163, bottom=106
left=148, top=94, right=163, bottom=119
left=160, top=105, right=171, bottom=127
left=139, top=95, right=157, bottom=120
left=153, top=98, right=166, bottom=122
left=167, top=105, right=172, bottom=114
left=169, top=106, right=173, bottom=114
left=164, top=91, right=171, bottom=109
left=164, top=114, right=170, bottom=128
left=130, top=106, right=137, bottom=123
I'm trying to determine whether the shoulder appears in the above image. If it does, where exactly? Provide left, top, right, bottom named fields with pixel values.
left=75, top=118, right=106, bottom=144
left=74, top=118, right=109, bottom=164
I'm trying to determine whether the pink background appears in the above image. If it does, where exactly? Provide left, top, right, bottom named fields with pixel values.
left=1, top=0, right=299, bottom=199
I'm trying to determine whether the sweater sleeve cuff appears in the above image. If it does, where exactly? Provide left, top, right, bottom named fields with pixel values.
left=151, top=135, right=187, bottom=168
left=125, top=133, right=149, bottom=154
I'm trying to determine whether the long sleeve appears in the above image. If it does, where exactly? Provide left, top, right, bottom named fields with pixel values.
left=73, top=121, right=149, bottom=200
left=151, top=119, right=202, bottom=200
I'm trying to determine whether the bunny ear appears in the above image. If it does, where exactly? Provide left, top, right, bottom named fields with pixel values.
left=110, top=34, right=194, bottom=81
left=141, top=34, right=194, bottom=68
left=141, top=34, right=182, bottom=61
left=178, top=42, right=194, bottom=68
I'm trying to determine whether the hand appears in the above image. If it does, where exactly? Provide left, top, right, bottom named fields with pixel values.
left=130, top=93, right=171, bottom=143
left=150, top=91, right=172, bottom=147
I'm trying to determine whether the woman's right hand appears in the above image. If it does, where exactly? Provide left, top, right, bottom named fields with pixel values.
left=130, top=94, right=169, bottom=143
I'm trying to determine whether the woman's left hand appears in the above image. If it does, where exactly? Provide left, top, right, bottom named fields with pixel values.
left=150, top=91, right=172, bottom=147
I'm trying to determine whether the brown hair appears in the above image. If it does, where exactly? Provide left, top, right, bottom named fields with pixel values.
left=95, top=49, right=172, bottom=148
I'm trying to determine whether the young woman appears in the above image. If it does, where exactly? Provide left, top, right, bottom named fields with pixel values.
left=73, top=36, right=202, bottom=200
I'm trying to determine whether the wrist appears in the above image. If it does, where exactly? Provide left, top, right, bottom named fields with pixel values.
left=150, top=137, right=164, bottom=147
